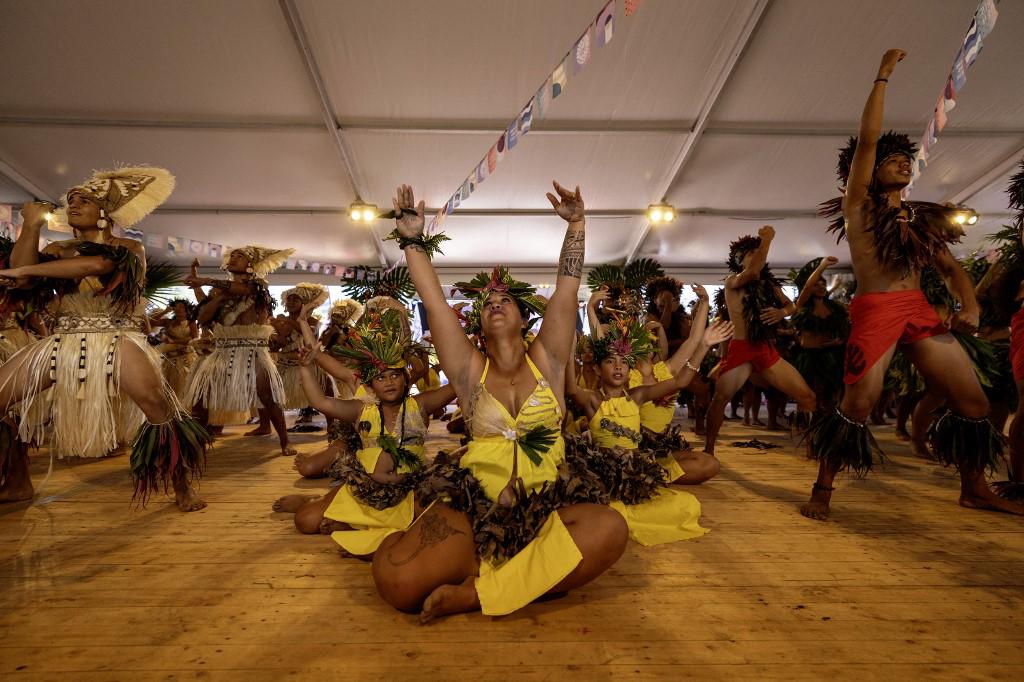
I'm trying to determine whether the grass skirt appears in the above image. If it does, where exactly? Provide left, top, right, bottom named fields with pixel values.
left=158, top=343, right=197, bottom=401
left=3, top=295, right=172, bottom=458
left=184, top=324, right=284, bottom=414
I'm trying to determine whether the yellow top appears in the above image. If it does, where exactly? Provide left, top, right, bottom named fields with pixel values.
left=628, top=360, right=676, bottom=434
left=461, top=355, right=565, bottom=501
left=589, top=394, right=642, bottom=450
left=324, top=396, right=425, bottom=557
left=460, top=353, right=583, bottom=616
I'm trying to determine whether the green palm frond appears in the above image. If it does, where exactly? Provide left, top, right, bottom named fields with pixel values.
left=587, top=263, right=624, bottom=291
left=143, top=260, right=184, bottom=307
left=341, top=266, right=416, bottom=304
left=516, top=424, right=559, bottom=465
left=623, top=257, right=664, bottom=290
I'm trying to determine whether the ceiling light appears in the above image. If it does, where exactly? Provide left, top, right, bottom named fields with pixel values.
left=647, top=203, right=676, bottom=224
left=951, top=205, right=978, bottom=227
left=348, top=201, right=379, bottom=222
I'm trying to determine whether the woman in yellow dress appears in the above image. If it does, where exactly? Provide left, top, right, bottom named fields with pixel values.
left=626, top=283, right=721, bottom=484
left=272, top=307, right=454, bottom=557
left=371, top=182, right=627, bottom=623
left=568, top=314, right=732, bottom=546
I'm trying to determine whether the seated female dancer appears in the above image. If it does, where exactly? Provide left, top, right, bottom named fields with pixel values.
left=627, top=283, right=720, bottom=481
left=372, top=182, right=627, bottom=623
left=568, top=315, right=732, bottom=545
left=273, top=308, right=454, bottom=555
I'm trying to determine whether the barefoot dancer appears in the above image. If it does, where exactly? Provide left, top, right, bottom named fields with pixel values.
left=704, top=226, right=817, bottom=454
left=150, top=298, right=199, bottom=400
left=568, top=315, right=732, bottom=545
left=0, top=168, right=210, bottom=511
left=789, top=257, right=850, bottom=411
left=372, top=182, right=626, bottom=622
left=802, top=49, right=1022, bottom=519
left=184, top=245, right=296, bottom=454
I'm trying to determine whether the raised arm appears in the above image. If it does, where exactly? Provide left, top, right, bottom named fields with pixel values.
left=629, top=319, right=734, bottom=405
left=646, top=320, right=669, bottom=361
left=534, top=181, right=586, bottom=373
left=794, top=256, right=839, bottom=309
left=935, top=248, right=980, bottom=334
left=0, top=255, right=115, bottom=283
left=391, top=185, right=478, bottom=392
left=586, top=288, right=609, bottom=338
left=845, top=49, right=906, bottom=211
left=415, top=383, right=457, bottom=416
left=298, top=352, right=364, bottom=422
left=11, top=202, right=48, bottom=270
left=728, top=225, right=775, bottom=289
left=665, top=285, right=710, bottom=376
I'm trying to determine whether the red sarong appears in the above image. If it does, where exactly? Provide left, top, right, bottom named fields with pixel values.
left=715, top=339, right=781, bottom=376
left=844, top=289, right=946, bottom=384
left=1010, top=308, right=1024, bottom=383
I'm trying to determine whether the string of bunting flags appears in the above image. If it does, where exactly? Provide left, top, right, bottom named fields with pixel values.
left=907, top=0, right=999, bottom=192
left=424, top=0, right=636, bottom=234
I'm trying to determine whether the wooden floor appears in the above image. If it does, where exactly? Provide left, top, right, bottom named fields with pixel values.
left=2, top=413, right=1024, bottom=681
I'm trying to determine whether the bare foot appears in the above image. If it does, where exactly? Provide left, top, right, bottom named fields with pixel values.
left=960, top=488, right=1024, bottom=515
left=799, top=486, right=832, bottom=521
left=319, top=518, right=351, bottom=534
left=910, top=440, right=936, bottom=461
left=245, top=427, right=271, bottom=437
left=894, top=428, right=911, bottom=441
left=175, top=483, right=207, bottom=512
left=0, top=481, right=34, bottom=503
left=419, top=576, right=479, bottom=624
left=991, top=481, right=1024, bottom=502
left=273, top=493, right=317, bottom=513
left=281, top=446, right=298, bottom=457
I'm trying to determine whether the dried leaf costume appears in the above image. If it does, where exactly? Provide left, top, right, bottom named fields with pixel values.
left=416, top=268, right=605, bottom=616
left=157, top=298, right=198, bottom=400
left=0, top=166, right=210, bottom=502
left=807, top=133, right=1004, bottom=477
left=184, top=246, right=291, bottom=423
left=577, top=316, right=706, bottom=545
left=788, top=258, right=851, bottom=406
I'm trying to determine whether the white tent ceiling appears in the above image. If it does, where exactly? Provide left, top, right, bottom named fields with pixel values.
left=1, top=0, right=1022, bottom=286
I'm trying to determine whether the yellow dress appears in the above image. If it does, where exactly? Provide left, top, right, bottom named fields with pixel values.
left=628, top=361, right=685, bottom=482
left=460, top=355, right=583, bottom=616
left=589, top=394, right=706, bottom=546
left=324, top=397, right=425, bottom=556
left=415, top=367, right=442, bottom=393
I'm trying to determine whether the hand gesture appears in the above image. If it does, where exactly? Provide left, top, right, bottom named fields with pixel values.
left=821, top=256, right=839, bottom=269
left=878, top=49, right=906, bottom=79
left=20, top=201, right=52, bottom=229
left=300, top=300, right=318, bottom=317
left=588, top=288, right=609, bottom=308
left=690, top=283, right=709, bottom=302
left=757, top=225, right=775, bottom=241
left=183, top=274, right=205, bottom=287
left=644, top=320, right=663, bottom=332
left=546, top=180, right=584, bottom=222
left=703, top=319, right=734, bottom=346
left=298, top=344, right=319, bottom=366
left=392, top=184, right=425, bottom=238
left=760, top=307, right=786, bottom=325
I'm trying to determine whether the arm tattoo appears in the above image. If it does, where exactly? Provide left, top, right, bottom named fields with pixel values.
left=385, top=509, right=465, bottom=566
left=558, top=224, right=585, bottom=278
left=210, top=280, right=232, bottom=291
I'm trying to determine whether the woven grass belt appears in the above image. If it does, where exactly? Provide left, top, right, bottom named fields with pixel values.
left=214, top=338, right=270, bottom=349
left=54, top=314, right=144, bottom=334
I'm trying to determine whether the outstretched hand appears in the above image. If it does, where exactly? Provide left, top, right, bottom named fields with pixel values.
left=690, top=283, right=709, bottom=302
left=703, top=319, right=734, bottom=346
left=20, top=201, right=51, bottom=229
left=300, top=301, right=318, bottom=317
left=546, top=181, right=584, bottom=222
left=298, top=344, right=319, bottom=367
left=392, top=184, right=426, bottom=238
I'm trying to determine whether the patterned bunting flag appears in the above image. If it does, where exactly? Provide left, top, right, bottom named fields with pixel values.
left=188, top=240, right=205, bottom=256
left=286, top=257, right=297, bottom=270
left=207, top=243, right=222, bottom=258
left=518, top=100, right=533, bottom=135
left=976, top=0, right=998, bottom=38
left=573, top=26, right=592, bottom=74
left=624, top=0, right=641, bottom=16
left=551, top=56, right=569, bottom=98
left=933, top=95, right=947, bottom=132
left=166, top=236, right=184, bottom=256
left=596, top=0, right=615, bottom=47
left=506, top=120, right=518, bottom=150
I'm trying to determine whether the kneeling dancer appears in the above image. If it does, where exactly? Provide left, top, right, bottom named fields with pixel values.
left=0, top=168, right=210, bottom=510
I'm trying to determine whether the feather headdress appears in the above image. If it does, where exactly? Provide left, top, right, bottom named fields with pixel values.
left=591, top=314, right=656, bottom=367
left=329, top=298, right=364, bottom=327
left=281, top=282, right=328, bottom=308
left=59, top=165, right=175, bottom=229
left=333, top=308, right=410, bottom=384
left=222, top=245, right=294, bottom=279
left=452, top=266, right=547, bottom=336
